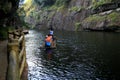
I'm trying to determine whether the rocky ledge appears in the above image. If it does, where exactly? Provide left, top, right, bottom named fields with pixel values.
left=82, top=9, right=120, bottom=32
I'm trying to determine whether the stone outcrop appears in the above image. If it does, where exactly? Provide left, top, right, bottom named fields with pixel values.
left=32, top=0, right=120, bottom=31
left=82, top=10, right=120, bottom=31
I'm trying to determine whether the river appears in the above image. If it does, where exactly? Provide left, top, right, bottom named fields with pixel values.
left=25, top=30, right=120, bottom=80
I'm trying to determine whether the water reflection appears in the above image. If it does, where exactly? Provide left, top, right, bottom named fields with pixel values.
left=45, top=48, right=53, bottom=60
left=26, top=30, right=120, bottom=80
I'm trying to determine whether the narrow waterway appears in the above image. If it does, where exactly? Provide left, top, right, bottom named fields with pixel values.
left=25, top=30, right=120, bottom=80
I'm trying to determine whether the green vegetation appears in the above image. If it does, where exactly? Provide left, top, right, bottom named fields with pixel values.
left=21, top=0, right=71, bottom=18
left=0, top=0, right=31, bottom=40
left=19, top=0, right=120, bottom=30
left=55, top=0, right=71, bottom=7
left=47, top=0, right=71, bottom=11
left=57, top=5, right=66, bottom=12
left=84, top=14, right=106, bottom=22
left=48, top=11, right=56, bottom=19
left=75, top=22, right=81, bottom=31
left=107, top=12, right=120, bottom=22
left=92, top=0, right=112, bottom=9
left=84, top=11, right=120, bottom=23
left=68, top=6, right=83, bottom=12
left=84, top=11, right=120, bottom=28
left=20, top=0, right=71, bottom=29
left=20, top=0, right=35, bottom=16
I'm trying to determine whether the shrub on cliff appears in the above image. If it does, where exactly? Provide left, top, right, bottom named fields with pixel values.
left=92, top=0, right=112, bottom=9
left=75, top=22, right=81, bottom=31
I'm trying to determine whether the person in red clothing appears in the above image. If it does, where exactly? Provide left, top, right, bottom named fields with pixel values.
left=45, top=34, right=52, bottom=47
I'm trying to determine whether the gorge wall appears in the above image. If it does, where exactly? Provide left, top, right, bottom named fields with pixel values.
left=0, top=0, right=21, bottom=39
left=29, top=0, right=120, bottom=31
left=0, top=0, right=20, bottom=27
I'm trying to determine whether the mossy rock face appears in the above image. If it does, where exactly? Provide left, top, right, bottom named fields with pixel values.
left=92, top=0, right=112, bottom=9
left=82, top=11, right=120, bottom=31
left=84, top=11, right=120, bottom=23
left=21, top=0, right=120, bottom=31
left=106, top=12, right=120, bottom=28
left=69, top=6, right=82, bottom=12
left=75, top=22, right=81, bottom=31
left=107, top=12, right=120, bottom=22
left=84, top=14, right=106, bottom=22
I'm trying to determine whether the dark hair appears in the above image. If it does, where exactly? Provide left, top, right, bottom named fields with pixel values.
left=50, top=28, right=53, bottom=30
left=48, top=34, right=51, bottom=36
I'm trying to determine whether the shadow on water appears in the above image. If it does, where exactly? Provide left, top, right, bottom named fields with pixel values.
left=45, top=48, right=54, bottom=60
left=46, top=48, right=52, bottom=60
left=26, top=30, right=120, bottom=80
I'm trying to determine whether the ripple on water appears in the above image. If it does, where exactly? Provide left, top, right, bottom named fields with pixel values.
left=26, top=30, right=120, bottom=80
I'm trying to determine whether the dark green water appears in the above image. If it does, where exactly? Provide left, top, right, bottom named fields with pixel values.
left=25, top=30, right=120, bottom=80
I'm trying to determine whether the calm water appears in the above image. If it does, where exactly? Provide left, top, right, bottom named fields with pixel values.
left=25, top=30, right=120, bottom=80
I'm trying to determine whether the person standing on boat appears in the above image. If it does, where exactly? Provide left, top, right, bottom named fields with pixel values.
left=49, top=26, right=56, bottom=48
left=45, top=34, right=52, bottom=48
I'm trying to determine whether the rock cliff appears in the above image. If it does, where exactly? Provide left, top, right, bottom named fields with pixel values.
left=29, top=0, right=120, bottom=31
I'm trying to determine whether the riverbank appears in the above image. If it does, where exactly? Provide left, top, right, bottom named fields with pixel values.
left=0, top=40, right=7, bottom=80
